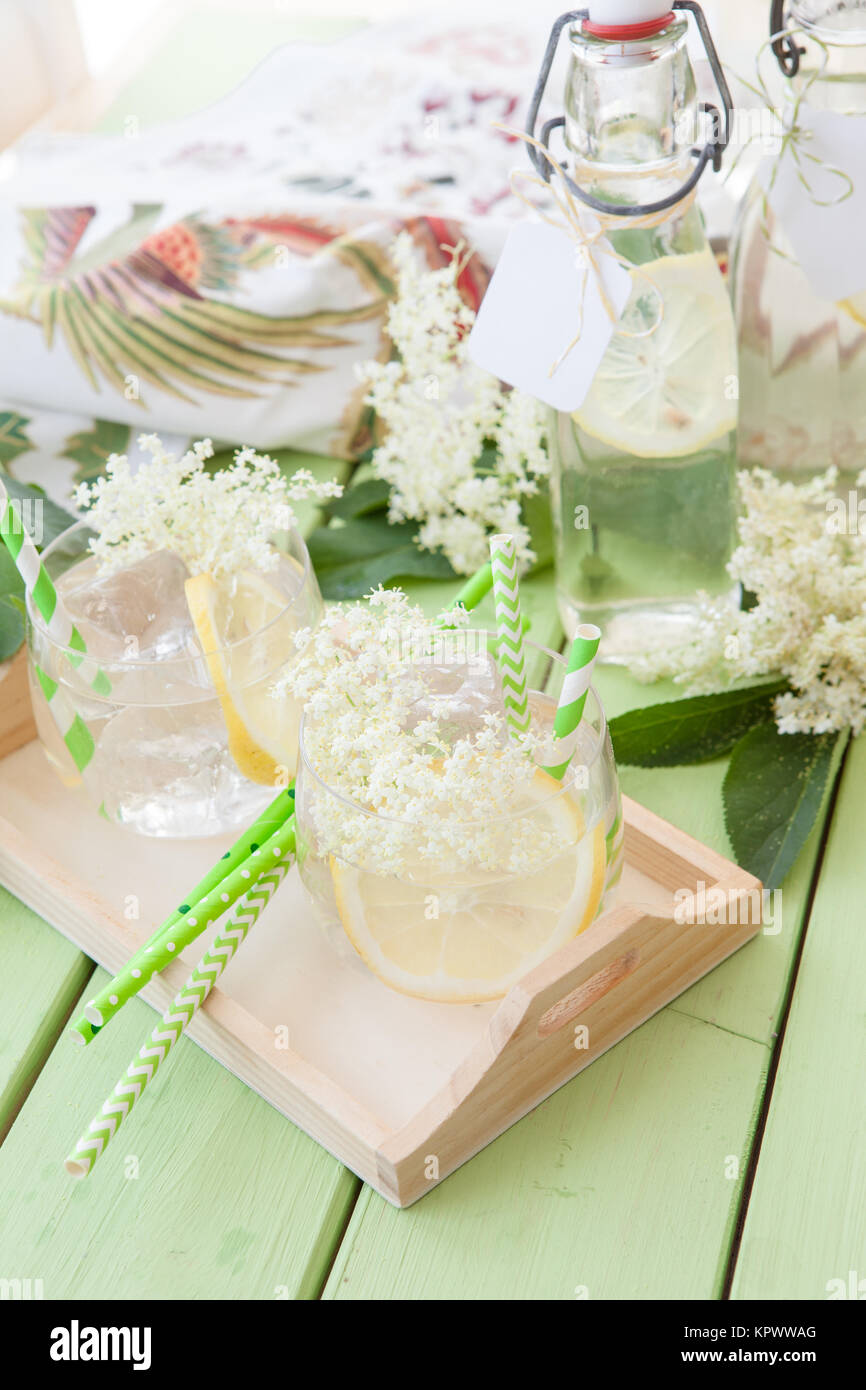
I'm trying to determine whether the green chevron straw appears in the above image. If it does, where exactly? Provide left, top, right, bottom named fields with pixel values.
left=65, top=857, right=291, bottom=1179
left=489, top=534, right=530, bottom=739
left=542, top=624, right=602, bottom=781
left=0, top=479, right=110, bottom=782
left=68, top=785, right=296, bottom=1045
left=81, top=813, right=296, bottom=1031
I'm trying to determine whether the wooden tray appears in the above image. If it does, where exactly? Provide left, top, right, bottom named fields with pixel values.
left=0, top=668, right=762, bottom=1207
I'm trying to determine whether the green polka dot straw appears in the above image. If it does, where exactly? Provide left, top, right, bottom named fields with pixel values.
left=67, top=786, right=297, bottom=1045
left=79, top=814, right=297, bottom=1033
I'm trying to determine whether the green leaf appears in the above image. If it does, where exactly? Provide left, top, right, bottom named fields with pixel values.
left=63, top=418, right=132, bottom=486
left=0, top=475, right=78, bottom=550
left=0, top=593, right=24, bottom=660
left=609, top=680, right=790, bottom=767
left=307, top=514, right=456, bottom=598
left=0, top=411, right=34, bottom=468
left=315, top=544, right=456, bottom=599
left=723, top=724, right=841, bottom=888
left=325, top=476, right=390, bottom=521
left=307, top=514, right=412, bottom=566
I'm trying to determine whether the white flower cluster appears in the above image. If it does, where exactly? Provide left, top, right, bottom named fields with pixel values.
left=75, top=434, right=342, bottom=579
left=358, top=233, right=549, bottom=575
left=633, top=468, right=866, bottom=735
left=275, top=586, right=572, bottom=876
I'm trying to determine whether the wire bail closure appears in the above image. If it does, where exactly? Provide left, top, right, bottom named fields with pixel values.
left=771, top=0, right=805, bottom=77
left=524, top=3, right=735, bottom=218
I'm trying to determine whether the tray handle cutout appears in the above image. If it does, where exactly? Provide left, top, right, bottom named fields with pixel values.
left=537, top=947, right=640, bottom=1037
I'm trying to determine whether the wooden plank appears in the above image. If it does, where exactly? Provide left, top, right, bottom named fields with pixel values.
left=0, top=886, right=93, bottom=1141
left=0, top=968, right=359, bottom=1299
left=730, top=735, right=866, bottom=1301
left=325, top=1009, right=769, bottom=1299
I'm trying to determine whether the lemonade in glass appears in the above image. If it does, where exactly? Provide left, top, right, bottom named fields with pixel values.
left=287, top=594, right=622, bottom=1003
left=26, top=437, right=337, bottom=836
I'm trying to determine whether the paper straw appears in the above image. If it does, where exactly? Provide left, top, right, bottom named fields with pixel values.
left=0, top=478, right=110, bottom=698
left=0, top=480, right=111, bottom=789
left=543, top=624, right=602, bottom=781
left=450, top=560, right=493, bottom=614
left=489, top=534, right=531, bottom=739
left=68, top=785, right=296, bottom=1045
left=81, top=814, right=296, bottom=1031
left=64, top=859, right=290, bottom=1179
left=31, top=663, right=99, bottom=781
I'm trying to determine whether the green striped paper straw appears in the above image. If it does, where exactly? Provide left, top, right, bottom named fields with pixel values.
left=0, top=479, right=109, bottom=784
left=489, top=534, right=530, bottom=739
left=68, top=785, right=296, bottom=1045
left=0, top=478, right=110, bottom=699
left=65, top=857, right=291, bottom=1179
left=82, top=813, right=296, bottom=1031
left=542, top=624, right=602, bottom=781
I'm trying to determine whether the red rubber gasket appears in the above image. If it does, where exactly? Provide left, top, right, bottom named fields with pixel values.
left=583, top=13, right=675, bottom=39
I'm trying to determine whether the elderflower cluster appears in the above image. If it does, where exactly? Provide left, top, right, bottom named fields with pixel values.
left=274, top=587, right=574, bottom=877
left=632, top=468, right=866, bottom=736
left=75, top=434, right=342, bottom=579
left=358, top=233, right=549, bottom=576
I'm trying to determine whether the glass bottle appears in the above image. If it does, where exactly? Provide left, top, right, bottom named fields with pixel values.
left=545, top=6, right=739, bottom=660
left=731, top=0, right=866, bottom=482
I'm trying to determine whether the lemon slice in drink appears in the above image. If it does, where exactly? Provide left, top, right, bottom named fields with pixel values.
left=573, top=249, right=737, bottom=459
left=185, top=567, right=301, bottom=786
left=331, top=770, right=607, bottom=1004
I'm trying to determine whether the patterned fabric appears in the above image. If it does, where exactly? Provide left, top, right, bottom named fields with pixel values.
left=0, top=18, right=548, bottom=498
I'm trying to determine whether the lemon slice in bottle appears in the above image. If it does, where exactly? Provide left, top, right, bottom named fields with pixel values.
left=330, top=770, right=607, bottom=1004
left=185, top=566, right=301, bottom=786
left=572, top=249, right=737, bottom=459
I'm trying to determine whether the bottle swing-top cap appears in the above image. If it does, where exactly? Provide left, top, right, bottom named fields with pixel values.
left=584, top=1, right=675, bottom=39
left=526, top=3, right=733, bottom=216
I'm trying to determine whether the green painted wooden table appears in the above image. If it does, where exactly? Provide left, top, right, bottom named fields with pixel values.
left=0, top=11, right=863, bottom=1302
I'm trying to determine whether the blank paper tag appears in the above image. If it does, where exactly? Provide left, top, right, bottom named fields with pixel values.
left=467, top=218, right=633, bottom=411
left=759, top=107, right=866, bottom=302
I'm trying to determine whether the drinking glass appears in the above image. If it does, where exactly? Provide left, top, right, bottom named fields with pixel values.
left=294, top=632, right=623, bottom=1004
left=26, top=520, right=321, bottom=837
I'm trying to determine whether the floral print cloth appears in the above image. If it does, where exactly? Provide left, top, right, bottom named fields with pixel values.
left=0, top=15, right=552, bottom=500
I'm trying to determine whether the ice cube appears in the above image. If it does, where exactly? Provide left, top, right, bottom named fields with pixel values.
left=408, top=646, right=508, bottom=745
left=93, top=702, right=270, bottom=837
left=59, top=550, right=198, bottom=663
